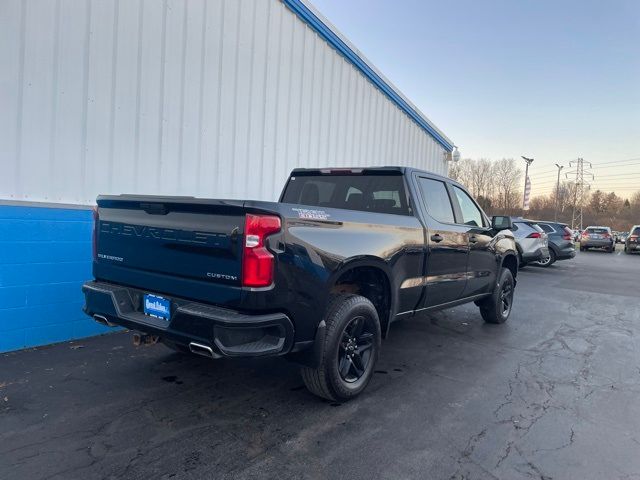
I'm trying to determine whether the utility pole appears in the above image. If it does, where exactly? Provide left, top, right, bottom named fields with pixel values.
left=521, top=156, right=534, bottom=216
left=565, top=158, right=594, bottom=232
left=554, top=163, right=564, bottom=221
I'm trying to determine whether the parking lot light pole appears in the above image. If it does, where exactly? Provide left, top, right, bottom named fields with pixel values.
left=521, top=156, right=534, bottom=215
left=554, top=163, right=564, bottom=221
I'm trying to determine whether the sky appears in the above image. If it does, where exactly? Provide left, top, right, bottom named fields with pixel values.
left=310, top=0, right=640, bottom=197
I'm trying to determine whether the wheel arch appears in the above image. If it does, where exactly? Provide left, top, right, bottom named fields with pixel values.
left=327, top=256, right=396, bottom=339
left=500, top=252, right=519, bottom=282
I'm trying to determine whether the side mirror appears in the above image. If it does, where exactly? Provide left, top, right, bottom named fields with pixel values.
left=492, top=215, right=512, bottom=231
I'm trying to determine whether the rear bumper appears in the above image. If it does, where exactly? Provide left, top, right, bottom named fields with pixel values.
left=626, top=242, right=640, bottom=251
left=555, top=244, right=576, bottom=260
left=580, top=239, right=613, bottom=248
left=521, top=246, right=549, bottom=263
left=82, top=281, right=295, bottom=358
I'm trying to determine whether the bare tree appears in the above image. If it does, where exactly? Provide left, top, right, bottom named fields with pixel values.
left=470, top=158, right=494, bottom=200
left=449, top=158, right=640, bottom=227
left=448, top=158, right=473, bottom=188
left=492, top=158, right=522, bottom=212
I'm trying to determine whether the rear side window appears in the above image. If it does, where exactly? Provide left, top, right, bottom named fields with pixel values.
left=538, top=223, right=555, bottom=233
left=281, top=174, right=410, bottom=215
left=416, top=177, right=455, bottom=223
left=452, top=186, right=485, bottom=227
left=513, top=222, right=533, bottom=233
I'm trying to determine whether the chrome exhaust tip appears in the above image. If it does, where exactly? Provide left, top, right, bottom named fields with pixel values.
left=189, top=342, right=219, bottom=359
left=93, top=314, right=116, bottom=327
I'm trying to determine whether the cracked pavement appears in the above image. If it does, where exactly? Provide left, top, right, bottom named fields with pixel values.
left=1, top=248, right=639, bottom=479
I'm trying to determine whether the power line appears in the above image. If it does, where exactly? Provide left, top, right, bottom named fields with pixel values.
left=591, top=161, right=640, bottom=170
left=532, top=186, right=640, bottom=195
left=531, top=156, right=640, bottom=174
left=534, top=175, right=640, bottom=186
left=590, top=156, right=640, bottom=166
left=590, top=172, right=640, bottom=178
left=529, top=163, right=640, bottom=183
left=535, top=182, right=640, bottom=189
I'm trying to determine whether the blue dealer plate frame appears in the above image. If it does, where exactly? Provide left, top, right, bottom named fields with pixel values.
left=143, top=294, right=171, bottom=321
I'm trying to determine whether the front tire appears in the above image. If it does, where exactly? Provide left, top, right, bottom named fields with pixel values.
left=478, top=268, right=515, bottom=324
left=300, top=294, right=381, bottom=402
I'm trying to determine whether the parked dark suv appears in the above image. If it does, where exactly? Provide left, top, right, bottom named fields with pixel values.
left=580, top=226, right=615, bottom=253
left=531, top=221, right=576, bottom=267
left=624, top=225, right=640, bottom=254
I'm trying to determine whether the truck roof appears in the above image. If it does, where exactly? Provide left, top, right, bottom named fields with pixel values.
left=290, top=166, right=461, bottom=187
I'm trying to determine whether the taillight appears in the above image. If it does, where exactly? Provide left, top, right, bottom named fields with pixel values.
left=562, top=227, right=572, bottom=241
left=527, top=232, right=542, bottom=239
left=582, top=232, right=589, bottom=237
left=602, top=232, right=610, bottom=238
left=242, top=214, right=281, bottom=287
left=630, top=236, right=638, bottom=241
left=92, top=206, right=99, bottom=261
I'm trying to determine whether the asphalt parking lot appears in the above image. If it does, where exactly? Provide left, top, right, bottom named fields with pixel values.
left=2, top=246, right=639, bottom=480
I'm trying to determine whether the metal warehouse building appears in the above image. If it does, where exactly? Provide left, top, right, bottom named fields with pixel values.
left=0, top=0, right=454, bottom=352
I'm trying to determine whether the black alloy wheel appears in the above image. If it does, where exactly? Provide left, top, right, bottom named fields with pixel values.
left=479, top=267, right=515, bottom=324
left=338, top=315, right=375, bottom=383
left=499, top=281, right=513, bottom=317
left=300, top=294, right=381, bottom=401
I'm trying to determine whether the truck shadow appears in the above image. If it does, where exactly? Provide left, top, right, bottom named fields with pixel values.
left=2, top=310, right=509, bottom=479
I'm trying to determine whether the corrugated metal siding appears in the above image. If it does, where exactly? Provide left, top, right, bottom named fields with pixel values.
left=1, top=0, right=450, bottom=206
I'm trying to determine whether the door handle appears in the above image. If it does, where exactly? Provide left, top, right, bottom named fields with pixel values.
left=430, top=234, right=443, bottom=243
left=469, top=235, right=478, bottom=244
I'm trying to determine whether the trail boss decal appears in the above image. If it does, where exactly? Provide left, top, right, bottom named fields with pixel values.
left=292, top=208, right=330, bottom=220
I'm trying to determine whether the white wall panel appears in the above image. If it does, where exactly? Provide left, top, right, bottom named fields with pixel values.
left=1, top=0, right=452, bottom=206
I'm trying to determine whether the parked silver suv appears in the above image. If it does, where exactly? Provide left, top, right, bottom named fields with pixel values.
left=510, top=219, right=549, bottom=267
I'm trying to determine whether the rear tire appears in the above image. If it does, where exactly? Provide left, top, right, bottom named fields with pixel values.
left=300, top=294, right=381, bottom=402
left=478, top=268, right=515, bottom=325
left=536, top=249, right=556, bottom=267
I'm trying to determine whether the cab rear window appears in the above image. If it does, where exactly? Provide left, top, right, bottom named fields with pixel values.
left=281, top=174, right=411, bottom=215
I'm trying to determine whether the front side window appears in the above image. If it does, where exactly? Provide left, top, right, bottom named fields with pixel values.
left=452, top=186, right=485, bottom=227
left=416, top=177, right=455, bottom=223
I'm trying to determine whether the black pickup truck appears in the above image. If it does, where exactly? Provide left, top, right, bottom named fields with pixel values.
left=83, top=167, right=518, bottom=401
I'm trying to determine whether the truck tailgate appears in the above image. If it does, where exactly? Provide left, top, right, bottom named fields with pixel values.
left=94, top=196, right=247, bottom=305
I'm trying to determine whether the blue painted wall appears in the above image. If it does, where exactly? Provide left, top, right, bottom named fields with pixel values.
left=0, top=204, right=114, bottom=352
